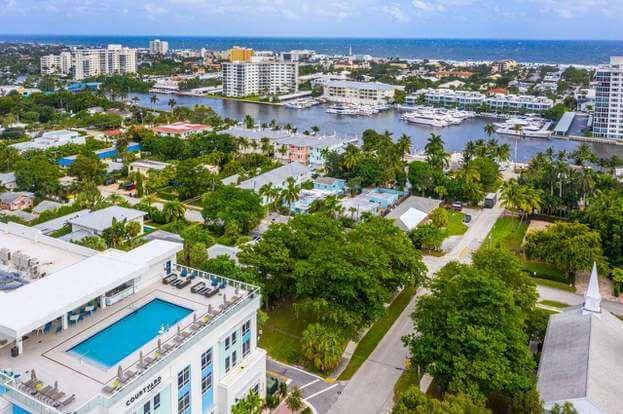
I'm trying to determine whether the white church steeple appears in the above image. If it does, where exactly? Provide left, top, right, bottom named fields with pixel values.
left=583, top=262, right=602, bottom=314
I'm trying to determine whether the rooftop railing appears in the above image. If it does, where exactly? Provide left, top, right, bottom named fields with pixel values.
left=0, top=372, right=63, bottom=414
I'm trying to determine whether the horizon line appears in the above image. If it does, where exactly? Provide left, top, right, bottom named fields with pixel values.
left=1, top=33, right=623, bottom=43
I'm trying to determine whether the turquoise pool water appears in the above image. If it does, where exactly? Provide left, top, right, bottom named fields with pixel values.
left=69, top=299, right=192, bottom=368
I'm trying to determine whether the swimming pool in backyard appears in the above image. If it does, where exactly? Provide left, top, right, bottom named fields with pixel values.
left=69, top=298, right=192, bottom=368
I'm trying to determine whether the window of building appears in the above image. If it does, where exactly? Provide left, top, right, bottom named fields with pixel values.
left=201, top=348, right=213, bottom=370
left=154, top=393, right=160, bottom=410
left=243, top=338, right=251, bottom=357
left=144, top=401, right=151, bottom=414
left=225, top=356, right=231, bottom=373
left=225, top=337, right=230, bottom=351
left=242, top=320, right=251, bottom=335
left=177, top=366, right=190, bottom=389
left=201, top=372, right=213, bottom=393
left=232, top=351, right=237, bottom=367
left=178, top=392, right=190, bottom=414
left=231, top=331, right=237, bottom=345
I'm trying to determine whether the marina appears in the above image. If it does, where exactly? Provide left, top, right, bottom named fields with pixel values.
left=130, top=92, right=623, bottom=162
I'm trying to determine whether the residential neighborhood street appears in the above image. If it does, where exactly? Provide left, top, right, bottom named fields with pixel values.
left=327, top=205, right=504, bottom=414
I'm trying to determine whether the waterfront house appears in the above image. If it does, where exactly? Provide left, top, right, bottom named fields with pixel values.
left=152, top=122, right=211, bottom=139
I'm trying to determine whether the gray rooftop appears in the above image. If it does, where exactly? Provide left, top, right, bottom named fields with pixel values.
left=537, top=306, right=623, bottom=412
left=325, top=80, right=397, bottom=91
left=238, top=162, right=311, bottom=192
left=0, top=172, right=16, bottom=184
left=207, top=244, right=241, bottom=263
left=144, top=229, right=184, bottom=244
left=0, top=191, right=34, bottom=203
left=32, top=200, right=63, bottom=214
left=69, top=206, right=146, bottom=232
left=314, top=176, right=344, bottom=186
left=33, top=209, right=92, bottom=235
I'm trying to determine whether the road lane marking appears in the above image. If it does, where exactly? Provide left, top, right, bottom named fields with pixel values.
left=304, top=383, right=340, bottom=401
left=300, top=379, right=320, bottom=390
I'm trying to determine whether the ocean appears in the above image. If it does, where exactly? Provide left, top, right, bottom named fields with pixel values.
left=1, top=35, right=622, bottom=65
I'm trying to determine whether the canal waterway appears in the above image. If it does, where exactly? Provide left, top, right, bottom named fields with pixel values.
left=129, top=93, right=623, bottom=163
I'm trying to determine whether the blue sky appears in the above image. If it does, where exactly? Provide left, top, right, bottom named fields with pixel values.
left=1, top=0, right=622, bottom=40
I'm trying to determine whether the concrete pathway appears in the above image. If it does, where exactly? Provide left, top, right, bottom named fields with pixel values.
left=328, top=206, right=504, bottom=414
left=537, top=285, right=623, bottom=315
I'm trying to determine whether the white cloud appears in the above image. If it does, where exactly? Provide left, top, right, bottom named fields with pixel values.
left=380, top=3, right=411, bottom=21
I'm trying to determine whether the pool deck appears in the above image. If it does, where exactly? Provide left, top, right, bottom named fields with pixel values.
left=0, top=277, right=244, bottom=412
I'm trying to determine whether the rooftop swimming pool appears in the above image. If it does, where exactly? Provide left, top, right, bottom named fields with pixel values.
left=69, top=298, right=192, bottom=368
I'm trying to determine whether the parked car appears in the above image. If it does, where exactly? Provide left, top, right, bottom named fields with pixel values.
left=121, top=182, right=136, bottom=191
left=462, top=214, right=472, bottom=224
left=451, top=202, right=463, bottom=211
left=103, top=177, right=117, bottom=186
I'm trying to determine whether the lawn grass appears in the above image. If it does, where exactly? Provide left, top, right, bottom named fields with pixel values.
left=259, top=302, right=314, bottom=366
left=486, top=216, right=528, bottom=251
left=522, top=260, right=567, bottom=283
left=338, top=287, right=416, bottom=380
left=532, top=277, right=576, bottom=292
left=393, top=368, right=421, bottom=404
left=441, top=211, right=468, bottom=238
left=538, top=300, right=570, bottom=308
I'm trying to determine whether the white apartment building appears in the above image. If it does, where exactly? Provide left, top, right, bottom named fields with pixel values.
left=323, top=80, right=398, bottom=105
left=40, top=52, right=72, bottom=75
left=594, top=57, right=623, bottom=140
left=221, top=61, right=298, bottom=97
left=0, top=221, right=266, bottom=414
left=410, top=89, right=554, bottom=112
left=40, top=45, right=138, bottom=80
left=11, top=130, right=85, bottom=152
left=149, top=39, right=169, bottom=56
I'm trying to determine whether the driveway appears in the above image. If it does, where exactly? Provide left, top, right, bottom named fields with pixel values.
left=328, top=206, right=504, bottom=414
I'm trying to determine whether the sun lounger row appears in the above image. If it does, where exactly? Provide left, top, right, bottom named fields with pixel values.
left=18, top=380, right=75, bottom=409
left=163, top=274, right=192, bottom=289
left=190, top=282, right=220, bottom=297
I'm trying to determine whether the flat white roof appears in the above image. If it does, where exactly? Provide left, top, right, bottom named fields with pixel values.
left=0, top=224, right=182, bottom=339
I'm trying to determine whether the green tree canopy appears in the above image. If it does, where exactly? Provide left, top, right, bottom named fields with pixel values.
left=202, top=186, right=265, bottom=235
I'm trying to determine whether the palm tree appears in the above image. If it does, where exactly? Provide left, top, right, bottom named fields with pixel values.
left=243, top=115, right=255, bottom=129
left=343, top=144, right=361, bottom=170
left=106, top=193, right=125, bottom=206
left=424, top=133, right=449, bottom=171
left=286, top=386, right=303, bottom=413
left=484, top=122, right=495, bottom=138
left=397, top=134, right=411, bottom=161
left=259, top=183, right=278, bottom=209
left=163, top=199, right=186, bottom=222
left=150, top=95, right=159, bottom=106
left=281, top=177, right=301, bottom=216
left=500, top=179, right=541, bottom=224
left=141, top=193, right=158, bottom=207
left=311, top=125, right=320, bottom=135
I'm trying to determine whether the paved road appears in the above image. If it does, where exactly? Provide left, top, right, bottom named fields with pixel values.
left=267, top=359, right=346, bottom=414
left=537, top=285, right=623, bottom=315
left=328, top=206, right=504, bottom=414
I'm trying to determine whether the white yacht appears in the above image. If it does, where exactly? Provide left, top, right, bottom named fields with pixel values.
left=326, top=103, right=360, bottom=115
left=284, top=98, right=319, bottom=109
left=400, top=107, right=469, bottom=127
left=494, top=116, right=552, bottom=138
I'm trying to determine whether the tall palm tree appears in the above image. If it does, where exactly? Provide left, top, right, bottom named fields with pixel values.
left=141, top=193, right=158, bottom=207
left=500, top=179, right=541, bottom=224
left=244, top=115, right=255, bottom=129
left=281, top=177, right=301, bottom=216
left=397, top=134, right=411, bottom=161
left=150, top=95, right=159, bottom=106
left=163, top=199, right=186, bottom=222
left=484, top=122, right=495, bottom=138
left=259, top=183, right=279, bottom=209
left=424, top=133, right=449, bottom=171
left=286, top=387, right=303, bottom=413
left=343, top=144, right=362, bottom=170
